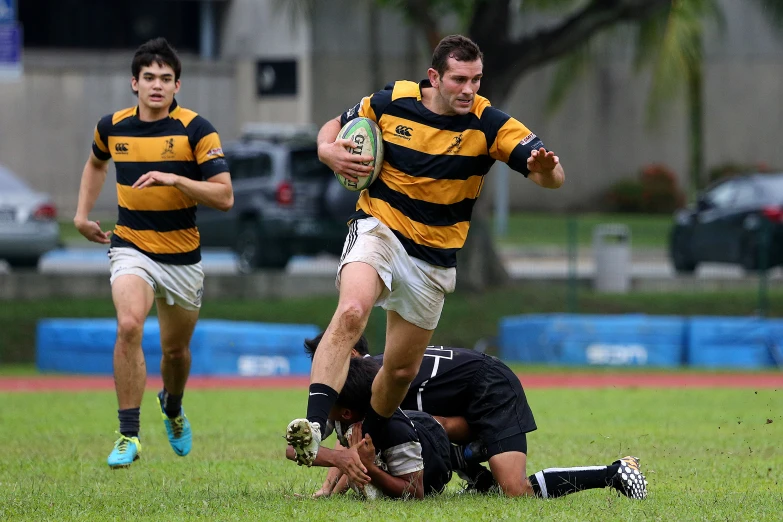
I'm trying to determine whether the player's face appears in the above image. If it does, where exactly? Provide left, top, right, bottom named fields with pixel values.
left=132, top=63, right=180, bottom=111
left=430, top=57, right=483, bottom=116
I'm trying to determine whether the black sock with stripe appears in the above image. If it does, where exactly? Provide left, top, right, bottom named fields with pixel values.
left=306, top=383, right=339, bottom=430
left=528, top=463, right=619, bottom=498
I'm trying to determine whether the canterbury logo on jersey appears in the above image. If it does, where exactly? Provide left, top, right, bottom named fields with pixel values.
left=115, top=143, right=129, bottom=154
left=395, top=125, right=413, bottom=139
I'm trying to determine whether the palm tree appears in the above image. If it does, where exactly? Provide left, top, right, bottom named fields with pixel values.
left=548, top=0, right=783, bottom=196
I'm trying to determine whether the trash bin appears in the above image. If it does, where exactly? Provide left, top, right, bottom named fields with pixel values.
left=592, top=224, right=631, bottom=293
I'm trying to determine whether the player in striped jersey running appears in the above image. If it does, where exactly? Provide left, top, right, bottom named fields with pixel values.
left=286, top=34, right=566, bottom=497
left=73, top=37, right=233, bottom=468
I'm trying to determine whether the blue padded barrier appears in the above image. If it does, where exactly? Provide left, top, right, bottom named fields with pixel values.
left=36, top=319, right=320, bottom=376
left=686, top=317, right=778, bottom=368
left=499, top=314, right=687, bottom=367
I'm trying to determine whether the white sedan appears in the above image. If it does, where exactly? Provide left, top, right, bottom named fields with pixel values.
left=0, top=164, right=60, bottom=269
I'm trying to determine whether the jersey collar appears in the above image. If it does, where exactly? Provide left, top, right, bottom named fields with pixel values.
left=133, top=99, right=180, bottom=120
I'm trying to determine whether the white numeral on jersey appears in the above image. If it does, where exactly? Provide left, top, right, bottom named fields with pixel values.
left=416, top=346, right=454, bottom=411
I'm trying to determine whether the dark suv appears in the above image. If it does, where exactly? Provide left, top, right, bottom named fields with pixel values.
left=198, top=124, right=359, bottom=272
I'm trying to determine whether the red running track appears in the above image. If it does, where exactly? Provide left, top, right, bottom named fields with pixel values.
left=0, top=373, right=781, bottom=392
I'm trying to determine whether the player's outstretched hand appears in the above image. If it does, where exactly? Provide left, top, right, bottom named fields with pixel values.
left=527, top=147, right=559, bottom=174
left=74, top=218, right=111, bottom=244
left=319, top=139, right=374, bottom=182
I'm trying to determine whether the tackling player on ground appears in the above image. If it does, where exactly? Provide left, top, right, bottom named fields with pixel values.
left=303, top=334, right=648, bottom=500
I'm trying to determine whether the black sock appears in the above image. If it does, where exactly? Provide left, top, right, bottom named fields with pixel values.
left=159, top=389, right=183, bottom=418
left=118, top=407, right=140, bottom=438
left=306, top=383, right=339, bottom=429
left=451, top=441, right=489, bottom=471
left=461, top=463, right=497, bottom=493
left=361, top=405, right=390, bottom=447
left=528, top=463, right=620, bottom=498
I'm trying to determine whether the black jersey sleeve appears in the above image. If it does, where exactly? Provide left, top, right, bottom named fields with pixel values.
left=481, top=106, right=545, bottom=176
left=187, top=115, right=229, bottom=179
left=339, top=82, right=395, bottom=127
left=91, top=114, right=113, bottom=161
left=379, top=411, right=424, bottom=477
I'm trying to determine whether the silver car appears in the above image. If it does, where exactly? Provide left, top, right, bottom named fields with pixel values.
left=0, top=164, right=60, bottom=269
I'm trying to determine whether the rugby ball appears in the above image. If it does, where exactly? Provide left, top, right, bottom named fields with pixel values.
left=335, top=117, right=384, bottom=192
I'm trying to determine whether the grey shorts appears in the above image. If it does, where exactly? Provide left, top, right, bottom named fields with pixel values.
left=108, top=247, right=204, bottom=310
left=336, top=217, right=456, bottom=330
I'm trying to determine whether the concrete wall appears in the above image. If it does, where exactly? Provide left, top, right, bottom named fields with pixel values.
left=1, top=0, right=783, bottom=216
left=222, top=0, right=313, bottom=124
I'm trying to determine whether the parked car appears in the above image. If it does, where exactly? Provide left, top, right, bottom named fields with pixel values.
left=198, top=124, right=360, bottom=272
left=669, top=173, right=783, bottom=273
left=0, top=164, right=61, bottom=269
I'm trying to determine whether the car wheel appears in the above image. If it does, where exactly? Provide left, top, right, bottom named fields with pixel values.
left=670, top=230, right=696, bottom=274
left=6, top=256, right=40, bottom=270
left=234, top=222, right=290, bottom=273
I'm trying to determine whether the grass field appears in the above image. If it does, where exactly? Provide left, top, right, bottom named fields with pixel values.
left=495, top=212, right=672, bottom=248
left=59, top=212, right=673, bottom=248
left=1, top=386, right=780, bottom=521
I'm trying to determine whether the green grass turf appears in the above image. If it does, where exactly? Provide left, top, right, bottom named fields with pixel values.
left=495, top=212, right=672, bottom=248
left=0, top=387, right=780, bottom=520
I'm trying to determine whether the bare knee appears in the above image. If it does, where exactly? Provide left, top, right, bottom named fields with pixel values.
left=116, top=314, right=145, bottom=345
left=489, top=453, right=534, bottom=498
left=498, top=479, right=535, bottom=498
left=334, top=300, right=371, bottom=336
left=162, top=343, right=190, bottom=360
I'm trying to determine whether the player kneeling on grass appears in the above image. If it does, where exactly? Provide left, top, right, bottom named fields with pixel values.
left=304, top=333, right=649, bottom=500
left=286, top=357, right=452, bottom=499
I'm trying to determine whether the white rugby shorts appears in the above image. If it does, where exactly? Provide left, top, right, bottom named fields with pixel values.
left=336, top=217, right=456, bottom=330
left=109, top=247, right=204, bottom=311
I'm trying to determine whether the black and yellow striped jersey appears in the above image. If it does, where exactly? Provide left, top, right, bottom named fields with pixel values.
left=92, top=100, right=228, bottom=265
left=340, top=79, right=545, bottom=268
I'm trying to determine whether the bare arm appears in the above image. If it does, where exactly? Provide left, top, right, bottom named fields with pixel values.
left=527, top=147, right=565, bottom=189
left=132, top=171, right=234, bottom=212
left=285, top=445, right=370, bottom=486
left=313, top=440, right=347, bottom=498
left=433, top=415, right=474, bottom=444
left=316, top=117, right=342, bottom=151
left=366, top=465, right=424, bottom=499
left=316, top=116, right=373, bottom=182
left=73, top=153, right=112, bottom=244
left=354, top=431, right=424, bottom=500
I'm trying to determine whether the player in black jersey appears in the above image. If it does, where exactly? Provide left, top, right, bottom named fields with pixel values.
left=304, top=333, right=648, bottom=500
left=286, top=357, right=452, bottom=499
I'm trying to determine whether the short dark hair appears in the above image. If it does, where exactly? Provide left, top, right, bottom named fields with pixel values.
left=431, top=34, right=483, bottom=77
left=303, top=332, right=369, bottom=360
left=132, top=37, right=182, bottom=81
left=336, top=357, right=380, bottom=414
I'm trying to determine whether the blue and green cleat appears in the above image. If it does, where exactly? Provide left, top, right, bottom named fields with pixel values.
left=107, top=434, right=141, bottom=468
left=157, top=392, right=192, bottom=456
